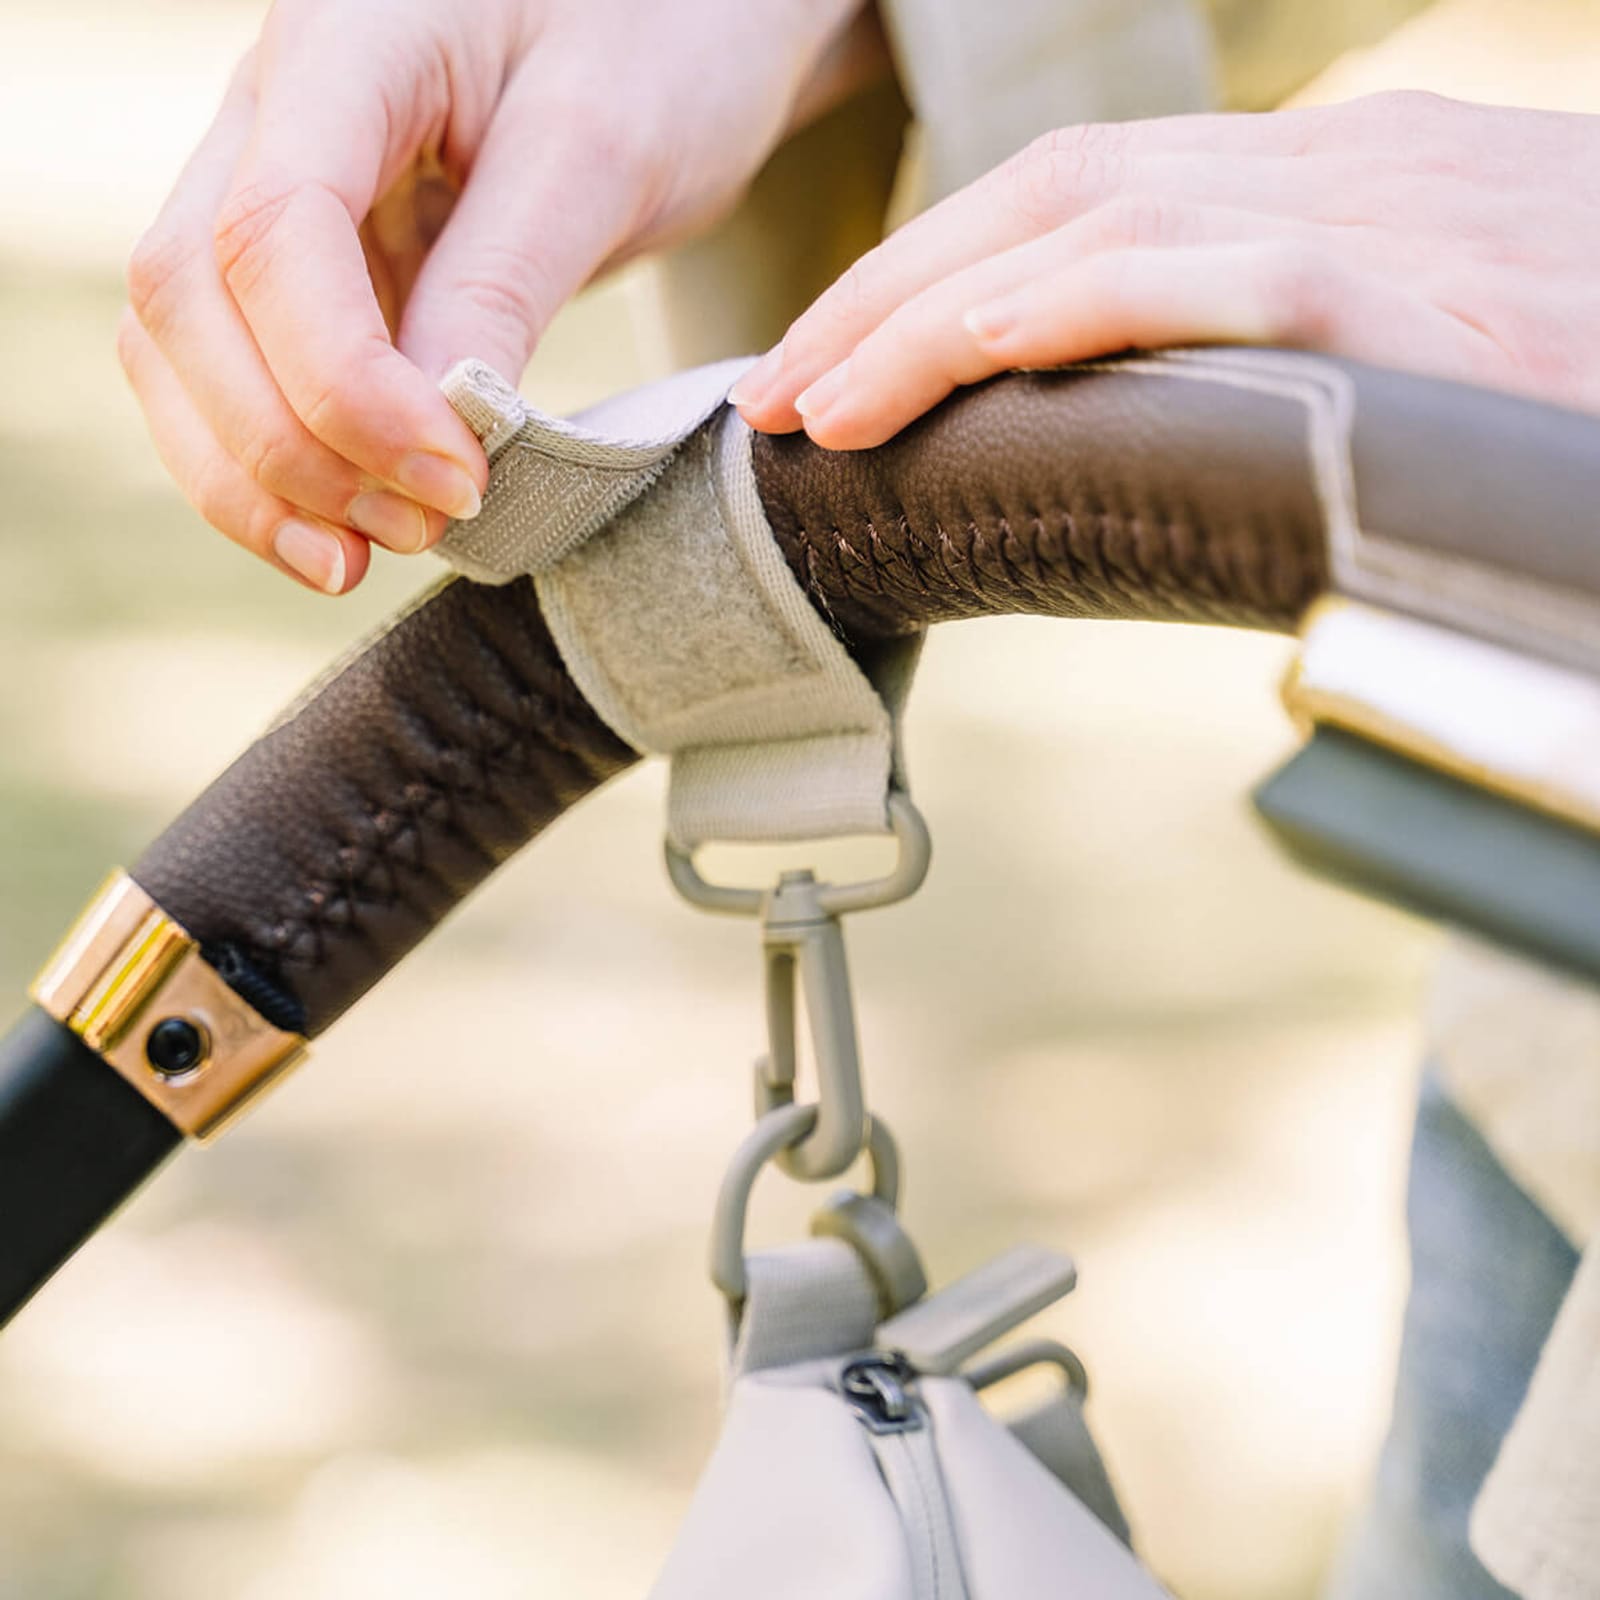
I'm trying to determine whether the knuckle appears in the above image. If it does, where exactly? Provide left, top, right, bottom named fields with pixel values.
left=188, top=452, right=247, bottom=543
left=236, top=423, right=299, bottom=495
left=299, top=378, right=360, bottom=448
left=295, top=342, right=387, bottom=446
left=1258, top=246, right=1336, bottom=344
left=451, top=246, right=559, bottom=350
left=784, top=256, right=878, bottom=362
left=818, top=259, right=875, bottom=331
left=1088, top=195, right=1189, bottom=252
left=126, top=223, right=202, bottom=337
left=1002, top=124, right=1125, bottom=232
left=1357, top=87, right=1449, bottom=125
left=1289, top=90, right=1375, bottom=151
left=212, top=177, right=296, bottom=294
left=1304, top=90, right=1454, bottom=162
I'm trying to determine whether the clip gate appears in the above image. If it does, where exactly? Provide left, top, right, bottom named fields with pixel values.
left=665, top=794, right=931, bottom=1183
left=755, top=869, right=867, bottom=1180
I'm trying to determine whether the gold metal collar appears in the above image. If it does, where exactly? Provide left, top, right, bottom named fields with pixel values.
left=30, top=872, right=307, bottom=1142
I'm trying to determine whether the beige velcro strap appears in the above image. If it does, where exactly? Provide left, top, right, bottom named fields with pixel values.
left=436, top=360, right=920, bottom=850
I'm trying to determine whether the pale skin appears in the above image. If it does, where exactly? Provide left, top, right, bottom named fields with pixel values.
left=126, top=9, right=1600, bottom=595
left=734, top=91, right=1600, bottom=441
left=120, top=0, right=886, bottom=594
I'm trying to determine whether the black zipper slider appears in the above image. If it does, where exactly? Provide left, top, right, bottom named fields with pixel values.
left=841, top=1351, right=924, bottom=1434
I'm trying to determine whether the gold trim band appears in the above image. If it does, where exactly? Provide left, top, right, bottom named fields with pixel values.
left=29, top=873, right=307, bottom=1142
left=1285, top=597, right=1600, bottom=839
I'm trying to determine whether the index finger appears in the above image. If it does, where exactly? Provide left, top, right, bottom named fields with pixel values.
left=731, top=108, right=1346, bottom=431
left=213, top=19, right=486, bottom=519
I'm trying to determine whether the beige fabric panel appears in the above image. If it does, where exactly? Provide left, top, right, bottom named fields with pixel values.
left=879, top=0, right=1215, bottom=205
left=436, top=357, right=918, bottom=848
left=645, top=82, right=910, bottom=366
left=538, top=412, right=916, bottom=847
left=644, top=0, right=1437, bottom=369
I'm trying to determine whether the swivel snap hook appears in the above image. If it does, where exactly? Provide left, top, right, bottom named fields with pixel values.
left=665, top=794, right=932, bottom=1184
left=756, top=869, right=866, bottom=1181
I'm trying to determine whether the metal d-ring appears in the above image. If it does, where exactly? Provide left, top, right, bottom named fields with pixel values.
left=963, top=1337, right=1090, bottom=1404
left=711, top=1103, right=902, bottom=1304
left=664, top=792, right=932, bottom=921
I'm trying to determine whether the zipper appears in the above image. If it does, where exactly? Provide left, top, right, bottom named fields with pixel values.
left=840, top=1354, right=970, bottom=1600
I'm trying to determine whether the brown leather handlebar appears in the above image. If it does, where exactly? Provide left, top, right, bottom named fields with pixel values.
left=131, top=348, right=1600, bottom=1036
left=756, top=364, right=1326, bottom=641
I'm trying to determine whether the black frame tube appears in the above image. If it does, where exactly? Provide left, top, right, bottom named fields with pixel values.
left=0, top=1008, right=180, bottom=1326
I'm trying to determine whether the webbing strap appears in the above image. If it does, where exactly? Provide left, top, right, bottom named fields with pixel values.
left=439, top=357, right=745, bottom=578
left=437, top=360, right=920, bottom=849
left=729, top=1238, right=881, bottom=1383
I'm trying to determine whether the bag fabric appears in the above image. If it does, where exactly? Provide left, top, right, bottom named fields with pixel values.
left=651, top=1237, right=1169, bottom=1599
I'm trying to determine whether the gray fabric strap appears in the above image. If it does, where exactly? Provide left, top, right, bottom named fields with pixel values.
left=879, top=0, right=1214, bottom=206
left=437, top=360, right=919, bottom=849
left=728, top=1238, right=882, bottom=1381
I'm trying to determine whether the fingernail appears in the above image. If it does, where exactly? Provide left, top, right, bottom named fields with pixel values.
left=273, top=520, right=346, bottom=594
left=395, top=452, right=482, bottom=520
left=727, top=345, right=786, bottom=409
left=964, top=301, right=1019, bottom=343
left=347, top=490, right=430, bottom=554
left=794, top=360, right=851, bottom=421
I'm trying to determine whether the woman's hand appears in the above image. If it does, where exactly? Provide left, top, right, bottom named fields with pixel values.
left=121, top=0, right=876, bottom=593
left=732, top=92, right=1600, bottom=446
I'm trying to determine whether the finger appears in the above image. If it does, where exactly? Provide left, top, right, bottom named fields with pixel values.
left=787, top=200, right=1290, bottom=440
left=214, top=19, right=487, bottom=519
left=118, top=310, right=371, bottom=595
left=794, top=241, right=1503, bottom=450
left=397, top=74, right=651, bottom=380
left=731, top=125, right=1369, bottom=431
left=128, top=68, right=445, bottom=555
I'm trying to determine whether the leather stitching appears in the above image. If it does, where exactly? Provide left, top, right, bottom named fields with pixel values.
left=139, top=367, right=1329, bottom=1034
left=136, top=577, right=638, bottom=1031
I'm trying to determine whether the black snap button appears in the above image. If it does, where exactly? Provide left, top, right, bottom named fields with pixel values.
left=146, top=1017, right=209, bottom=1078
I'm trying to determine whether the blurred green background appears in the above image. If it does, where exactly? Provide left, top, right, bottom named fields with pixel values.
left=1, top=2, right=1592, bottom=1596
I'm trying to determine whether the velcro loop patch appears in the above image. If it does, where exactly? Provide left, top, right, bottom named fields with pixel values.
left=437, top=360, right=920, bottom=849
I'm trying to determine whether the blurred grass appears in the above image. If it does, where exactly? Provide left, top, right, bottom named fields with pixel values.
left=13, top=2, right=1594, bottom=1597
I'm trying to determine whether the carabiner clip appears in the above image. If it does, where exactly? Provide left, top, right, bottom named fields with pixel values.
left=756, top=869, right=866, bottom=1180
left=666, top=794, right=931, bottom=1183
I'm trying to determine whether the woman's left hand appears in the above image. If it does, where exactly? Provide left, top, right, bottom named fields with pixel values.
left=731, top=91, right=1600, bottom=446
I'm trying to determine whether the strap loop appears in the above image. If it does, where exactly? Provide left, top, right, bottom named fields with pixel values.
left=710, top=1104, right=901, bottom=1305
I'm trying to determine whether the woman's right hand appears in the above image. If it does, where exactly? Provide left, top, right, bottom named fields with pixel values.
left=120, top=0, right=877, bottom=593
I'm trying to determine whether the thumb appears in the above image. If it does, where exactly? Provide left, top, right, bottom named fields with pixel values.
left=398, top=87, right=652, bottom=381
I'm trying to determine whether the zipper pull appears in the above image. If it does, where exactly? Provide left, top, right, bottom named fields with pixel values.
left=841, top=1352, right=924, bottom=1434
